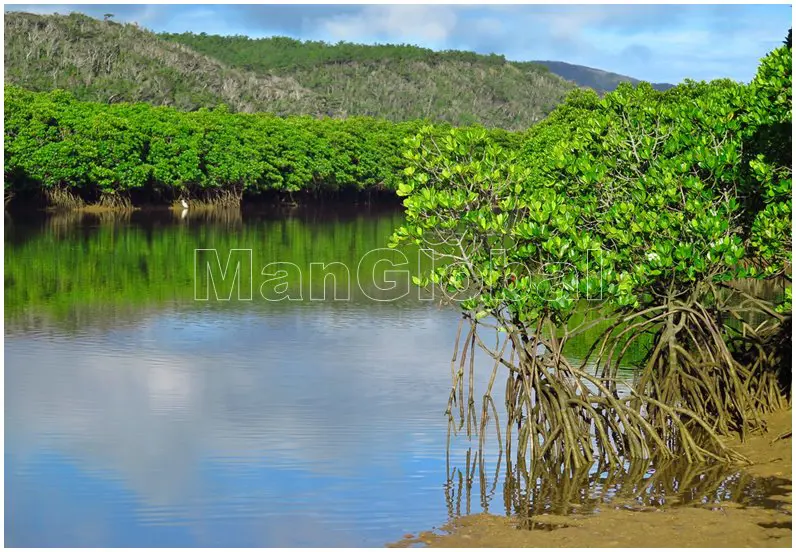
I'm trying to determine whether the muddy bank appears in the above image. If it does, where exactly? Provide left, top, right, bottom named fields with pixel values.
left=390, top=409, right=792, bottom=548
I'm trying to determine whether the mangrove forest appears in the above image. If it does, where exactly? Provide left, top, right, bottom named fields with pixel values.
left=3, top=7, right=792, bottom=547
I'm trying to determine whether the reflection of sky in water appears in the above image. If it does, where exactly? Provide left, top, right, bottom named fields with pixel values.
left=6, top=206, right=778, bottom=546
left=6, top=304, right=506, bottom=547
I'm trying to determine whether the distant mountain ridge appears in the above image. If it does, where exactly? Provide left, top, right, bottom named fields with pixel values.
left=533, top=60, right=675, bottom=93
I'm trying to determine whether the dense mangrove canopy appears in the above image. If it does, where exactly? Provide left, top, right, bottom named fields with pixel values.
left=3, top=84, right=522, bottom=207
left=391, top=40, right=791, bottom=468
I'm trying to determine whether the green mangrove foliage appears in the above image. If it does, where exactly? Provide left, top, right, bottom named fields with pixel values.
left=739, top=42, right=792, bottom=277
left=392, top=42, right=792, bottom=470
left=3, top=85, right=523, bottom=207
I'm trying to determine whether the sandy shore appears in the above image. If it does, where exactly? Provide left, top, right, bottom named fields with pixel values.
left=390, top=409, right=792, bottom=548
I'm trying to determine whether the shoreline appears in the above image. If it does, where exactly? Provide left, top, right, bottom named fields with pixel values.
left=5, top=189, right=404, bottom=215
left=390, top=408, right=792, bottom=548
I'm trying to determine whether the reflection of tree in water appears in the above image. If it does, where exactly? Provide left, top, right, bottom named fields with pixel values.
left=33, top=209, right=134, bottom=238
left=171, top=205, right=243, bottom=227
left=446, top=438, right=788, bottom=530
left=444, top=382, right=789, bottom=531
left=4, top=207, right=426, bottom=327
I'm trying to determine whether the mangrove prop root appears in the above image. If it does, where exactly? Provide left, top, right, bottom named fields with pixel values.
left=447, top=440, right=758, bottom=529
left=449, top=314, right=749, bottom=473
left=185, top=188, right=243, bottom=209
left=589, top=297, right=789, bottom=450
left=45, top=186, right=85, bottom=211
left=722, top=310, right=791, bottom=410
left=96, top=193, right=135, bottom=211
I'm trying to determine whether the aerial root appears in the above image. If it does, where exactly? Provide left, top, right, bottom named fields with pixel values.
left=45, top=186, right=85, bottom=210
left=450, top=313, right=751, bottom=474
left=95, top=193, right=135, bottom=211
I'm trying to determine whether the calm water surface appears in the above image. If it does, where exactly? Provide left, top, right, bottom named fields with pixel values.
left=4, top=206, right=774, bottom=547
left=5, top=206, right=508, bottom=547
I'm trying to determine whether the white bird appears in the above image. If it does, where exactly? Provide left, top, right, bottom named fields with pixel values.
left=180, top=199, right=189, bottom=210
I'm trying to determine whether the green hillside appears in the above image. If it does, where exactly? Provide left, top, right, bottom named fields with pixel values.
left=3, top=12, right=318, bottom=115
left=3, top=12, right=576, bottom=129
left=161, top=33, right=576, bottom=129
left=4, top=12, right=679, bottom=129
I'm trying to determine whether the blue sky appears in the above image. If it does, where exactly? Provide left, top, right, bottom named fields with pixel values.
left=4, top=4, right=792, bottom=85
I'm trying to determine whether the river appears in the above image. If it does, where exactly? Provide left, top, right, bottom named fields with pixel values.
left=4, top=205, right=786, bottom=546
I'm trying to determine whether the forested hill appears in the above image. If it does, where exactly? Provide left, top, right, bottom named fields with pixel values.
left=160, top=33, right=575, bottom=129
left=163, top=32, right=673, bottom=96
left=4, top=12, right=576, bottom=129
left=532, top=61, right=674, bottom=93
left=3, top=12, right=318, bottom=115
left=6, top=11, right=671, bottom=129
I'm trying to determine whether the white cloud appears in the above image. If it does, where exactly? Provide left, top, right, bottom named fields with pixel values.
left=321, top=5, right=458, bottom=45
left=473, top=16, right=504, bottom=40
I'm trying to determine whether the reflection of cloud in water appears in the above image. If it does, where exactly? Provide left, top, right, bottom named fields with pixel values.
left=6, top=305, right=481, bottom=517
left=147, top=361, right=197, bottom=414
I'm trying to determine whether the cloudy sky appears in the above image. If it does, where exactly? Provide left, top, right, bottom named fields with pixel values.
left=4, top=4, right=792, bottom=85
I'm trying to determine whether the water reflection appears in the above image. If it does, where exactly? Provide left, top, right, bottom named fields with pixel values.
left=4, top=207, right=787, bottom=547
left=5, top=206, right=469, bottom=546
left=445, top=438, right=790, bottom=532
left=6, top=306, right=473, bottom=546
